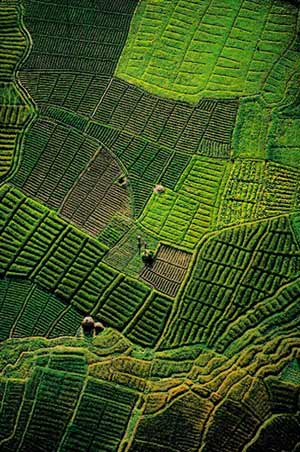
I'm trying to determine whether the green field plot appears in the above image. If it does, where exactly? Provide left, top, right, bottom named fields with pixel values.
left=0, top=184, right=108, bottom=297
left=102, top=222, right=159, bottom=276
left=141, top=156, right=228, bottom=248
left=131, top=391, right=211, bottom=452
left=60, top=378, right=138, bottom=451
left=86, top=123, right=188, bottom=216
left=117, top=0, right=299, bottom=103
left=140, top=244, right=192, bottom=297
left=0, top=279, right=81, bottom=341
left=163, top=215, right=300, bottom=348
left=95, top=276, right=151, bottom=330
left=0, top=185, right=175, bottom=345
left=217, top=159, right=300, bottom=227
left=217, top=278, right=300, bottom=355
left=1, top=0, right=300, bottom=450
left=19, top=72, right=111, bottom=117
left=0, top=328, right=299, bottom=452
left=125, top=291, right=174, bottom=348
left=268, top=116, right=300, bottom=168
left=232, top=98, right=271, bottom=160
left=0, top=339, right=140, bottom=451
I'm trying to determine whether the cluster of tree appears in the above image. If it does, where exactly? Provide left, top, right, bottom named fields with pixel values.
left=81, top=316, right=105, bottom=336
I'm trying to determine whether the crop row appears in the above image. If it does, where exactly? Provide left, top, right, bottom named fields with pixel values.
left=93, top=78, right=238, bottom=158
left=0, top=130, right=18, bottom=178
left=217, top=159, right=300, bottom=227
left=8, top=366, right=84, bottom=451
left=0, top=5, right=33, bottom=180
left=116, top=0, right=299, bottom=103
left=12, top=119, right=99, bottom=211
left=95, top=277, right=151, bottom=330
left=217, top=279, right=300, bottom=354
left=163, top=215, right=300, bottom=348
left=60, top=145, right=131, bottom=236
left=0, top=358, right=138, bottom=452
left=0, top=186, right=175, bottom=346
left=0, top=7, right=26, bottom=79
left=22, top=0, right=137, bottom=75
left=86, top=124, right=186, bottom=216
left=102, top=222, right=159, bottom=277
left=140, top=245, right=192, bottom=298
left=0, top=279, right=81, bottom=341
left=141, top=157, right=227, bottom=248
left=132, top=389, right=205, bottom=452
left=126, top=292, right=174, bottom=348
left=60, top=377, right=138, bottom=451
left=0, top=379, right=26, bottom=444
left=19, top=72, right=111, bottom=117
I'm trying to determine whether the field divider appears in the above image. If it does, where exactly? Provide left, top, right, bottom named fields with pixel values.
left=90, top=273, right=125, bottom=317
left=28, top=223, right=70, bottom=280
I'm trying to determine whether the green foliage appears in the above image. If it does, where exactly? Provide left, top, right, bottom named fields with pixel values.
left=141, top=156, right=228, bottom=248
left=232, top=98, right=271, bottom=159
left=0, top=7, right=34, bottom=180
left=103, top=224, right=159, bottom=276
left=0, top=186, right=176, bottom=348
left=0, top=280, right=82, bottom=340
left=217, top=159, right=300, bottom=227
left=163, top=215, right=300, bottom=348
left=125, top=292, right=174, bottom=348
left=0, top=7, right=27, bottom=80
left=117, top=0, right=299, bottom=103
left=1, top=1, right=300, bottom=450
left=11, top=120, right=100, bottom=211
left=21, top=0, right=138, bottom=75
left=268, top=116, right=300, bottom=168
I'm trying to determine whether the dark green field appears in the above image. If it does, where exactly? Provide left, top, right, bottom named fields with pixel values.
left=0, top=0, right=300, bottom=451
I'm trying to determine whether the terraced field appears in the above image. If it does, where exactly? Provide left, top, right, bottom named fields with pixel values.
left=1, top=0, right=300, bottom=451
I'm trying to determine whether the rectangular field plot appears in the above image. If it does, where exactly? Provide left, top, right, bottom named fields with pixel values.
left=19, top=72, right=111, bottom=117
left=141, top=157, right=228, bottom=248
left=140, top=244, right=192, bottom=298
left=15, top=367, right=84, bottom=452
left=95, top=277, right=151, bottom=330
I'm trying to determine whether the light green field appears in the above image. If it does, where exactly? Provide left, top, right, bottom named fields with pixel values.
left=117, top=0, right=300, bottom=103
left=140, top=156, right=228, bottom=248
